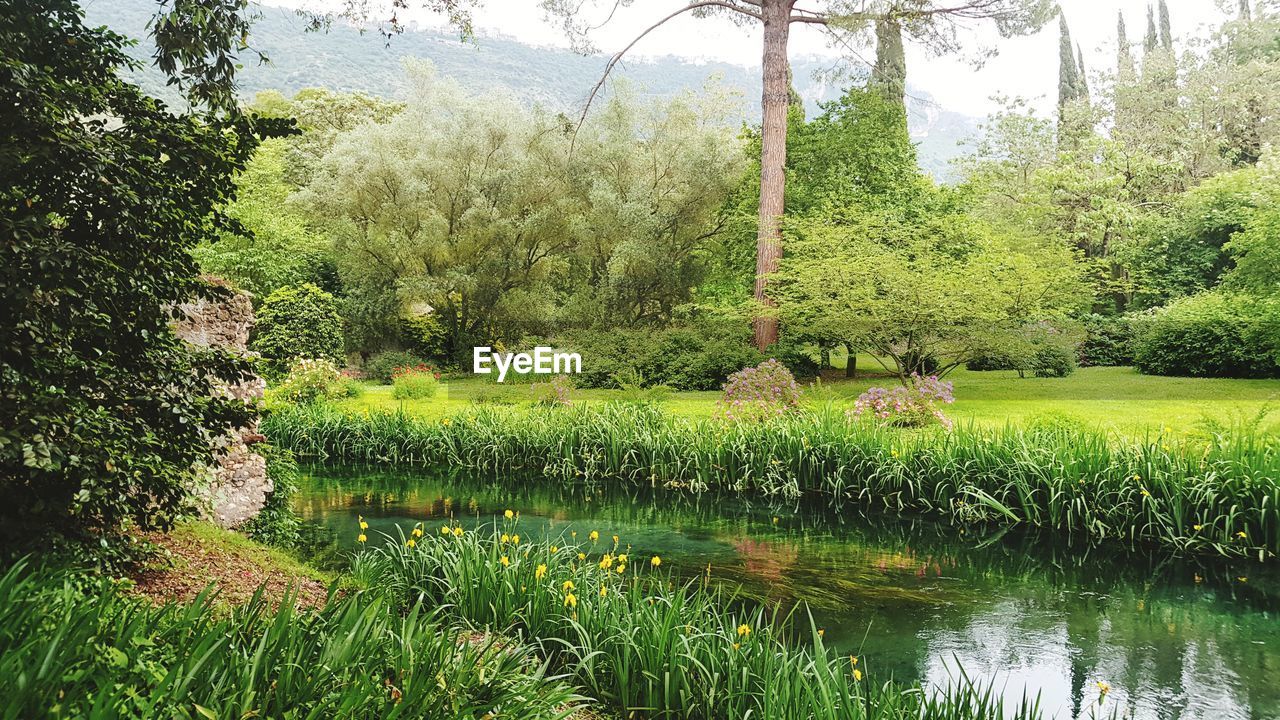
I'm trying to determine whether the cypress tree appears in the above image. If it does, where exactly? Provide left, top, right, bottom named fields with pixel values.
left=871, top=15, right=907, bottom=111
left=1117, top=11, right=1135, bottom=78
left=1144, top=4, right=1158, bottom=53
left=1058, top=12, right=1082, bottom=118
left=1158, top=0, right=1173, bottom=50
left=1076, top=43, right=1089, bottom=98
left=1239, top=0, right=1251, bottom=22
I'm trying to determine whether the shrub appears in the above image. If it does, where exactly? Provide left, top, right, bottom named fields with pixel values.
left=242, top=444, right=301, bottom=547
left=719, top=359, right=803, bottom=421
left=849, top=374, right=955, bottom=429
left=1032, top=343, right=1077, bottom=378
left=391, top=364, right=441, bottom=400
left=1078, top=314, right=1135, bottom=367
left=266, top=358, right=354, bottom=407
left=252, top=283, right=344, bottom=376
left=1133, top=292, right=1280, bottom=378
left=400, top=313, right=447, bottom=359
left=364, top=349, right=424, bottom=384
left=547, top=325, right=763, bottom=391
left=531, top=374, right=575, bottom=406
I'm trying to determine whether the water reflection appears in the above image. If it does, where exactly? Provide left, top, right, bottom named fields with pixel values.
left=295, top=465, right=1280, bottom=720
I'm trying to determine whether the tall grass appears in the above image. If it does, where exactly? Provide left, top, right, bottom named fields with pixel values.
left=0, top=560, right=581, bottom=719
left=265, top=402, right=1280, bottom=558
left=351, top=522, right=1066, bottom=720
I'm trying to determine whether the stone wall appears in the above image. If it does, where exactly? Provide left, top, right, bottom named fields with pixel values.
left=174, top=281, right=272, bottom=528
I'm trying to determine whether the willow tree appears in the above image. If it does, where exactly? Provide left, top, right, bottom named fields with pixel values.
left=543, top=0, right=1053, bottom=350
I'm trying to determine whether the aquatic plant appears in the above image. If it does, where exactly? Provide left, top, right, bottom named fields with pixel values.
left=351, top=522, right=1056, bottom=720
left=265, top=403, right=1280, bottom=558
left=0, top=559, right=581, bottom=718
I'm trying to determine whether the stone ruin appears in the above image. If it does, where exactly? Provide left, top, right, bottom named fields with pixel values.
left=173, top=279, right=272, bottom=528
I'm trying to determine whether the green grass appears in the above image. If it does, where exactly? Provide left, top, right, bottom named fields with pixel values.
left=336, top=363, right=1280, bottom=436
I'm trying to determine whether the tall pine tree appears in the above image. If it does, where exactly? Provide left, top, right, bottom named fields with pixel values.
left=1158, top=0, right=1173, bottom=51
left=1117, top=11, right=1135, bottom=78
left=1144, top=4, right=1159, bottom=53
left=1058, top=11, right=1082, bottom=117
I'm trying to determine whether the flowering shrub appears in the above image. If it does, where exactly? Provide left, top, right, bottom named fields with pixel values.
left=849, top=374, right=955, bottom=429
left=531, top=374, right=575, bottom=406
left=391, top=364, right=441, bottom=400
left=718, top=359, right=803, bottom=421
left=266, top=358, right=352, bottom=406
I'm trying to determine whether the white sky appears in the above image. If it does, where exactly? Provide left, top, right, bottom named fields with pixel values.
left=286, top=0, right=1234, bottom=118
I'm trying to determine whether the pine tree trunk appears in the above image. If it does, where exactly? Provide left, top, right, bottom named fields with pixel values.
left=753, top=0, right=791, bottom=351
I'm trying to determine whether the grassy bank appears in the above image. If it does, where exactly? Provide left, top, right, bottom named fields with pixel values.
left=336, top=365, right=1280, bottom=435
left=265, top=403, right=1280, bottom=558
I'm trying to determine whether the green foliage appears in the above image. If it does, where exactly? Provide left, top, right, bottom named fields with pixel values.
left=192, top=139, right=333, bottom=299
left=266, top=403, right=1280, bottom=558
left=350, top=526, right=1054, bottom=720
left=399, top=313, right=447, bottom=360
left=0, top=560, right=581, bottom=718
left=550, top=324, right=762, bottom=391
left=530, top=374, right=575, bottom=407
left=252, top=283, right=344, bottom=375
left=364, top=350, right=426, bottom=384
left=265, top=358, right=357, bottom=408
left=242, top=444, right=301, bottom=547
left=1031, top=343, right=1077, bottom=378
left=391, top=366, right=440, bottom=400
left=0, top=0, right=277, bottom=543
left=1079, top=314, right=1135, bottom=367
left=1132, top=292, right=1280, bottom=378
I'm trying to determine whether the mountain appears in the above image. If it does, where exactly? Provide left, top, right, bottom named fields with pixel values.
left=83, top=0, right=978, bottom=178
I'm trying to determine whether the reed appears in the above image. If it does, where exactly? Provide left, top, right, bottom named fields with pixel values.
left=351, top=522, right=1060, bottom=720
left=265, top=402, right=1280, bottom=558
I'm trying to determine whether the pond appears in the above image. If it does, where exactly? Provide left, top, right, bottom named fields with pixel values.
left=295, top=465, right=1280, bottom=720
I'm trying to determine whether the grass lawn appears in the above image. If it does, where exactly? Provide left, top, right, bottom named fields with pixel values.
left=332, top=361, right=1280, bottom=437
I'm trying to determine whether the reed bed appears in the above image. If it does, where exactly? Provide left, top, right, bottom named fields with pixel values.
left=265, top=402, right=1280, bottom=558
left=0, top=560, right=581, bottom=719
left=351, top=521, right=1061, bottom=720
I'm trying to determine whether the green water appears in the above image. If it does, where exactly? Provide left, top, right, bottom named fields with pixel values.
left=296, top=465, right=1280, bottom=720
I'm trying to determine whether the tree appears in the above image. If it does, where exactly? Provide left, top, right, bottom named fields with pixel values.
left=252, top=284, right=345, bottom=375
left=1057, top=12, right=1085, bottom=122
left=1145, top=4, right=1159, bottom=54
left=539, top=0, right=1054, bottom=350
left=1117, top=11, right=1135, bottom=78
left=1157, top=0, right=1173, bottom=51
left=1, top=0, right=279, bottom=543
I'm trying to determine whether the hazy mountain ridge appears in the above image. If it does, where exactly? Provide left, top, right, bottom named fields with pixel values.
left=84, top=0, right=978, bottom=178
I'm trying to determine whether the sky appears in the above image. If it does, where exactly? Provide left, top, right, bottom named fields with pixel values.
left=283, top=0, right=1235, bottom=118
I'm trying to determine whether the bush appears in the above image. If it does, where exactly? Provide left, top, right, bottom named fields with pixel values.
left=364, top=349, right=425, bottom=384
left=1133, top=292, right=1280, bottom=378
left=391, top=364, right=441, bottom=400
left=266, top=358, right=355, bottom=407
left=1032, top=343, right=1077, bottom=378
left=242, top=444, right=301, bottom=547
left=547, top=325, right=763, bottom=391
left=849, top=374, right=955, bottom=429
left=1078, top=314, right=1135, bottom=367
left=719, top=359, right=803, bottom=421
left=530, top=374, right=575, bottom=406
left=252, top=283, right=344, bottom=376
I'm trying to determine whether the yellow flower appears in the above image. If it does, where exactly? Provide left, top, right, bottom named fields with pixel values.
left=853, top=669, right=863, bottom=681
left=562, top=580, right=575, bottom=592
left=1193, top=524, right=1202, bottom=531
left=501, top=533, right=511, bottom=543
left=1096, top=681, right=1110, bottom=694
left=441, top=417, right=452, bottom=426
left=771, top=516, right=779, bottom=525
left=512, top=534, right=520, bottom=545
left=536, top=564, right=547, bottom=580
left=563, top=592, right=577, bottom=608
left=1140, top=489, right=1150, bottom=497
left=650, top=556, right=661, bottom=568
left=412, top=525, right=423, bottom=538
left=504, top=509, right=514, bottom=520
left=357, top=533, right=367, bottom=543
left=817, top=629, right=825, bottom=638
left=358, top=516, right=369, bottom=530
left=612, top=534, right=620, bottom=546
left=500, top=555, right=510, bottom=567
left=1132, top=474, right=1141, bottom=481
left=1238, top=576, right=1248, bottom=583
left=732, top=642, right=740, bottom=650
left=736, top=624, right=751, bottom=637
left=571, top=531, right=577, bottom=539
left=1237, top=531, right=1248, bottom=539
left=452, top=526, right=464, bottom=537
left=441, top=525, right=451, bottom=535
left=599, top=586, right=608, bottom=597
left=617, top=554, right=628, bottom=563
left=589, top=531, right=599, bottom=542
left=599, top=554, right=614, bottom=570
left=849, top=655, right=858, bottom=667
left=406, top=539, right=416, bottom=548
left=891, top=449, right=899, bottom=458
left=616, top=564, right=626, bottom=574
left=577, top=552, right=587, bottom=561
